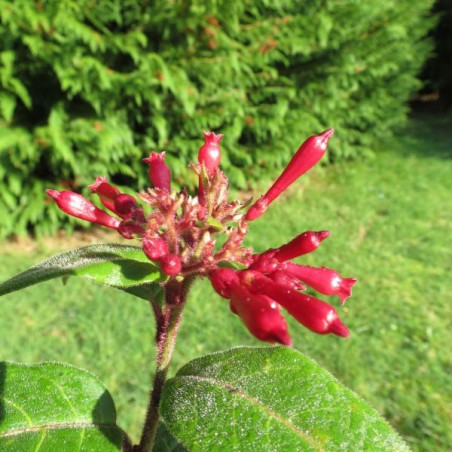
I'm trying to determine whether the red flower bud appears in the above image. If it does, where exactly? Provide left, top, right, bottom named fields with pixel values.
left=246, top=129, right=334, bottom=221
left=114, top=194, right=137, bottom=216
left=249, top=251, right=280, bottom=273
left=160, top=254, right=182, bottom=276
left=142, top=237, right=169, bottom=261
left=242, top=271, right=349, bottom=337
left=143, top=152, right=171, bottom=191
left=198, top=131, right=223, bottom=176
left=88, top=176, right=119, bottom=201
left=272, top=231, right=330, bottom=262
left=245, top=197, right=269, bottom=223
left=280, top=291, right=349, bottom=337
left=89, top=177, right=139, bottom=220
left=209, top=268, right=239, bottom=298
left=267, top=270, right=306, bottom=291
left=46, top=189, right=120, bottom=229
left=229, top=283, right=291, bottom=346
left=284, top=263, right=357, bottom=304
left=88, top=176, right=120, bottom=212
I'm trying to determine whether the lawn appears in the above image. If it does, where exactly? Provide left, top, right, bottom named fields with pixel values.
left=0, top=114, right=451, bottom=451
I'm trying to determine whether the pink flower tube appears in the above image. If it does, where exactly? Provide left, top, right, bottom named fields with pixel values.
left=246, top=129, right=334, bottom=221
left=198, top=131, right=223, bottom=176
left=143, top=152, right=171, bottom=191
left=229, top=282, right=291, bottom=346
left=46, top=190, right=120, bottom=229
left=284, top=263, right=357, bottom=304
left=242, top=271, right=349, bottom=337
left=272, top=230, right=330, bottom=261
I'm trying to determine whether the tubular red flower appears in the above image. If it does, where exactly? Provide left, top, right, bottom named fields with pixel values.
left=114, top=194, right=137, bottom=216
left=46, top=190, right=120, bottom=229
left=198, top=131, right=223, bottom=176
left=209, top=268, right=240, bottom=298
left=143, top=152, right=171, bottom=191
left=88, top=176, right=120, bottom=212
left=160, top=254, right=182, bottom=276
left=45, top=129, right=356, bottom=344
left=249, top=252, right=280, bottom=273
left=142, top=237, right=169, bottom=261
left=88, top=176, right=119, bottom=201
left=267, top=270, right=306, bottom=291
left=272, top=230, right=330, bottom=262
left=279, top=291, right=350, bottom=337
left=88, top=177, right=139, bottom=220
left=246, top=129, right=334, bottom=221
left=245, top=197, right=269, bottom=223
left=229, top=283, right=291, bottom=346
left=242, top=271, right=349, bottom=337
left=283, top=263, right=357, bottom=304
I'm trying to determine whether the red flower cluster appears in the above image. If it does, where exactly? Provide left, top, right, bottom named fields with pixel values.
left=46, top=129, right=356, bottom=345
left=210, top=231, right=355, bottom=345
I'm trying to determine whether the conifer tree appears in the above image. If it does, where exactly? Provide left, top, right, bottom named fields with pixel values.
left=0, top=0, right=435, bottom=237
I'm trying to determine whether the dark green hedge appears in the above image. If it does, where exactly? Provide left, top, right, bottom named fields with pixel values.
left=419, top=0, right=452, bottom=108
left=0, top=0, right=435, bottom=237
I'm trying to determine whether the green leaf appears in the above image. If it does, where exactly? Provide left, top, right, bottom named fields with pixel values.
left=153, top=422, right=187, bottom=452
left=0, top=92, right=16, bottom=122
left=0, top=362, right=123, bottom=450
left=0, top=243, right=166, bottom=301
left=161, top=347, right=409, bottom=451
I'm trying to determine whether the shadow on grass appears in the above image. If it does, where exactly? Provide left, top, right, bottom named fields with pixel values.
left=400, top=113, right=452, bottom=159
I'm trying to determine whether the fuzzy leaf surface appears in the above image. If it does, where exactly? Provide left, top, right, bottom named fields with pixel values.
left=0, top=362, right=122, bottom=451
left=153, top=422, right=187, bottom=452
left=0, top=244, right=165, bottom=301
left=161, top=347, right=409, bottom=451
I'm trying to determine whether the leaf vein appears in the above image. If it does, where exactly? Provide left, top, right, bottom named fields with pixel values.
left=48, top=378, right=79, bottom=417
left=33, top=430, right=46, bottom=452
left=177, top=375, right=326, bottom=451
left=3, top=398, right=33, bottom=426
left=0, top=422, right=117, bottom=438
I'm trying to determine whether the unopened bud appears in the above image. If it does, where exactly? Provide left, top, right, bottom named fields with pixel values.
left=46, top=189, right=120, bottom=230
left=198, top=131, right=223, bottom=176
left=246, top=129, right=334, bottom=221
left=160, top=254, right=182, bottom=276
left=142, top=237, right=168, bottom=261
left=114, top=194, right=137, bottom=215
left=143, top=152, right=171, bottom=190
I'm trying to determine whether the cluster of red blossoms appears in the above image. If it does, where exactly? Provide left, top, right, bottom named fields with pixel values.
left=46, top=129, right=356, bottom=346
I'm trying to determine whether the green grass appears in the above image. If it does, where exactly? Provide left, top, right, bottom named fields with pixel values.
left=1, top=115, right=451, bottom=450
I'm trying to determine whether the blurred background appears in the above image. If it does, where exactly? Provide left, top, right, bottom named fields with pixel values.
left=0, top=1, right=451, bottom=450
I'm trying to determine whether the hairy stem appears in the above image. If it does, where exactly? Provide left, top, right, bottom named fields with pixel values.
left=137, top=276, right=194, bottom=451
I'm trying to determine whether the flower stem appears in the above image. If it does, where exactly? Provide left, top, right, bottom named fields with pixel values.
left=137, top=276, right=194, bottom=451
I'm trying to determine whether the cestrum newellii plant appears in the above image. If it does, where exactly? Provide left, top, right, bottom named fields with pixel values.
left=0, top=129, right=410, bottom=452
left=46, top=129, right=356, bottom=346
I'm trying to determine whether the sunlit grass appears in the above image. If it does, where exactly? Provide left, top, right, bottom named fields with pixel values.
left=1, top=115, right=450, bottom=450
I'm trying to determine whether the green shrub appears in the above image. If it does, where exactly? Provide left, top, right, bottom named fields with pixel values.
left=0, top=0, right=435, bottom=237
left=420, top=0, right=452, bottom=108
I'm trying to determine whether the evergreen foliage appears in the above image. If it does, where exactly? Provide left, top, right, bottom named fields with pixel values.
left=0, top=0, right=435, bottom=237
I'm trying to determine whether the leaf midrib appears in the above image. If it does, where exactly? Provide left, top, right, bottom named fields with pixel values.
left=173, top=374, right=326, bottom=451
